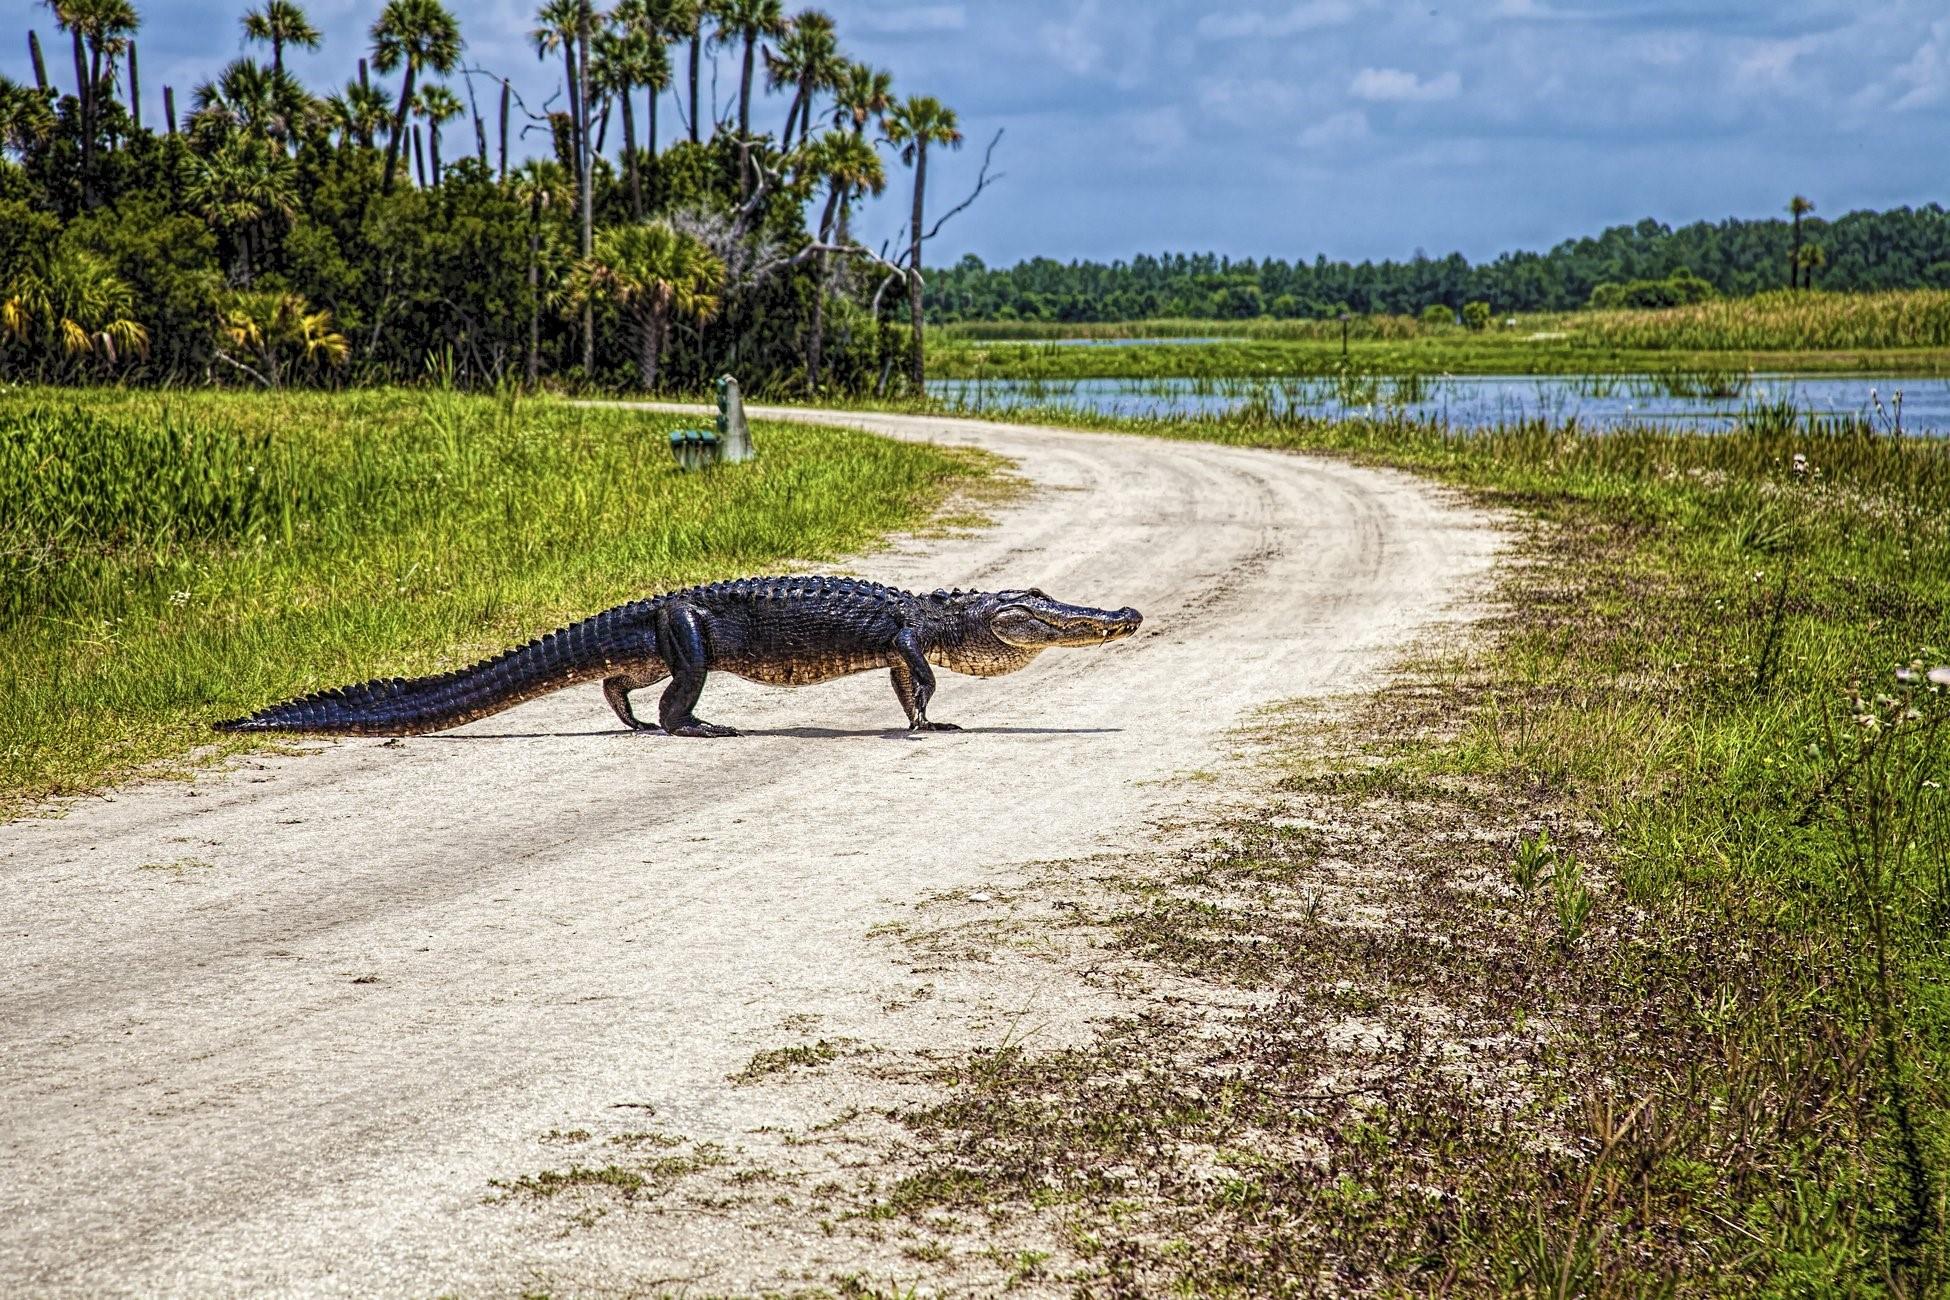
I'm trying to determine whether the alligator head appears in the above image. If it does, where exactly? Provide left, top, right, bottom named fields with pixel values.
left=929, top=588, right=1143, bottom=676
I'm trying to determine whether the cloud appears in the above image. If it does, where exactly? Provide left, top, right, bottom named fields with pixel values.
left=1348, top=68, right=1462, bottom=103
left=1887, top=20, right=1950, bottom=110
left=1299, top=108, right=1371, bottom=149
left=1197, top=1, right=1367, bottom=41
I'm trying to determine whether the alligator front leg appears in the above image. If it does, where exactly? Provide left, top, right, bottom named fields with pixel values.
left=603, top=669, right=670, bottom=731
left=655, top=604, right=739, bottom=738
left=892, top=633, right=961, bottom=733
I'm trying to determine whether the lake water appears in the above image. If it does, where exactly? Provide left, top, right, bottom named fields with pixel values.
left=927, top=373, right=1949, bottom=435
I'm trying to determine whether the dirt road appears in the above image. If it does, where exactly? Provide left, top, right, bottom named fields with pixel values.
left=0, top=410, right=1498, bottom=1296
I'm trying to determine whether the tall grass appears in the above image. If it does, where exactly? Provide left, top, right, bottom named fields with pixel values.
left=954, top=396, right=1950, bottom=1288
left=0, top=387, right=986, bottom=812
left=937, top=315, right=1435, bottom=343
left=1570, top=289, right=1950, bottom=352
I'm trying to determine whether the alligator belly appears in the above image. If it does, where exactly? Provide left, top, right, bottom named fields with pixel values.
left=722, top=653, right=883, bottom=687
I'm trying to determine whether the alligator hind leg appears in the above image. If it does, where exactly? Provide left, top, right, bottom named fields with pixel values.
left=655, top=604, right=739, bottom=738
left=603, top=668, right=669, bottom=731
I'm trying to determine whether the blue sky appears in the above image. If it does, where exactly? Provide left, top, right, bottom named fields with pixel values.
left=9, top=0, right=1950, bottom=266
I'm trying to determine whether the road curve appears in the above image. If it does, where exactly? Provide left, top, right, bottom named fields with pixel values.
left=0, top=409, right=1500, bottom=1296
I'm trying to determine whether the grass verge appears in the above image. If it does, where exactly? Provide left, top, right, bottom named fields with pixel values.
left=855, top=404, right=1950, bottom=1291
left=0, top=386, right=991, bottom=815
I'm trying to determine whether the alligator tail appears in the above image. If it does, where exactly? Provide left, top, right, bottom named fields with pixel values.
left=215, top=600, right=659, bottom=736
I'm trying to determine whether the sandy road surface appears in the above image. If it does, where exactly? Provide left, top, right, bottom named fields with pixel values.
left=1, top=409, right=1498, bottom=1296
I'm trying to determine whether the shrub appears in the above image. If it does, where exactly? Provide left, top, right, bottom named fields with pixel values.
left=1462, top=300, right=1492, bottom=331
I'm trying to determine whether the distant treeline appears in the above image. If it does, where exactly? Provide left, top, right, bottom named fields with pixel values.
left=928, top=206, right=1950, bottom=322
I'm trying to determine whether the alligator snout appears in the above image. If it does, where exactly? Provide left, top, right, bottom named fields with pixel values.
left=1100, top=607, right=1142, bottom=640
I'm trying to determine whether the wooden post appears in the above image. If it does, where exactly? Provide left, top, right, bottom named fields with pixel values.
left=163, top=84, right=176, bottom=135
left=27, top=31, right=48, bottom=93
left=127, top=40, right=140, bottom=132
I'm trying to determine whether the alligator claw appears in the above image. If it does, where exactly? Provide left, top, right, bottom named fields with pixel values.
left=669, top=721, right=740, bottom=738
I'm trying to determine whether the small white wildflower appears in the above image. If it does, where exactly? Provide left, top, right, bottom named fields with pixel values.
left=1791, top=452, right=1808, bottom=474
left=169, top=590, right=190, bottom=606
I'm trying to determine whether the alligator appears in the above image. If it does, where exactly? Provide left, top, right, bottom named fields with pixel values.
left=215, top=577, right=1143, bottom=738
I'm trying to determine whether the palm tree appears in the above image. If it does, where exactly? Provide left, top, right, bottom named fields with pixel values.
left=241, top=1, right=321, bottom=78
left=413, top=81, right=462, bottom=185
left=190, top=57, right=306, bottom=145
left=1787, top=195, right=1814, bottom=291
left=593, top=22, right=667, bottom=217
left=710, top=0, right=785, bottom=183
left=612, top=0, right=684, bottom=157
left=884, top=94, right=959, bottom=390
left=803, top=127, right=881, bottom=386
left=43, top=0, right=138, bottom=201
left=531, top=0, right=585, bottom=191
left=0, top=75, right=58, bottom=159
left=370, top=0, right=462, bottom=195
left=1796, top=242, right=1827, bottom=291
left=1, top=245, right=149, bottom=376
left=829, top=60, right=890, bottom=137
left=512, top=158, right=570, bottom=385
left=325, top=77, right=391, bottom=149
left=182, top=132, right=297, bottom=284
left=766, top=9, right=837, bottom=150
left=216, top=290, right=349, bottom=386
left=560, top=219, right=724, bottom=389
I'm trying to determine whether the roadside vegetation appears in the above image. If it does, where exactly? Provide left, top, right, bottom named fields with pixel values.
left=855, top=403, right=1950, bottom=1292
left=0, top=386, right=987, bottom=814
left=934, top=289, right=1950, bottom=381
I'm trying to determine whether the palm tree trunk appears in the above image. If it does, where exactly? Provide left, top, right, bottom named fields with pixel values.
left=688, top=23, right=701, bottom=143
left=816, top=184, right=841, bottom=241
left=526, top=201, right=541, bottom=386
left=28, top=30, right=48, bottom=93
left=499, top=82, right=511, bottom=179
left=593, top=94, right=611, bottom=155
left=783, top=86, right=803, bottom=144
left=578, top=0, right=594, bottom=378
left=71, top=30, right=92, bottom=203
left=907, top=141, right=927, bottom=392
left=430, top=124, right=442, bottom=187
left=562, top=46, right=581, bottom=184
left=413, top=124, right=428, bottom=188
left=738, top=34, right=755, bottom=137
left=382, top=62, right=416, bottom=194
left=272, top=35, right=284, bottom=78
left=646, top=83, right=657, bottom=156
left=127, top=41, right=140, bottom=132
left=637, top=307, right=663, bottom=390
left=807, top=248, right=827, bottom=388
left=621, top=92, right=641, bottom=218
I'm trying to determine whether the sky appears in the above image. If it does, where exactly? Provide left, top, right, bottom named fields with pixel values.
left=9, top=0, right=1950, bottom=268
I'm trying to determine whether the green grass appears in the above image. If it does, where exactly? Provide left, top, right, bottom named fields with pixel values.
left=874, top=398, right=1950, bottom=1292
left=933, top=290, right=1950, bottom=379
left=0, top=386, right=989, bottom=815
